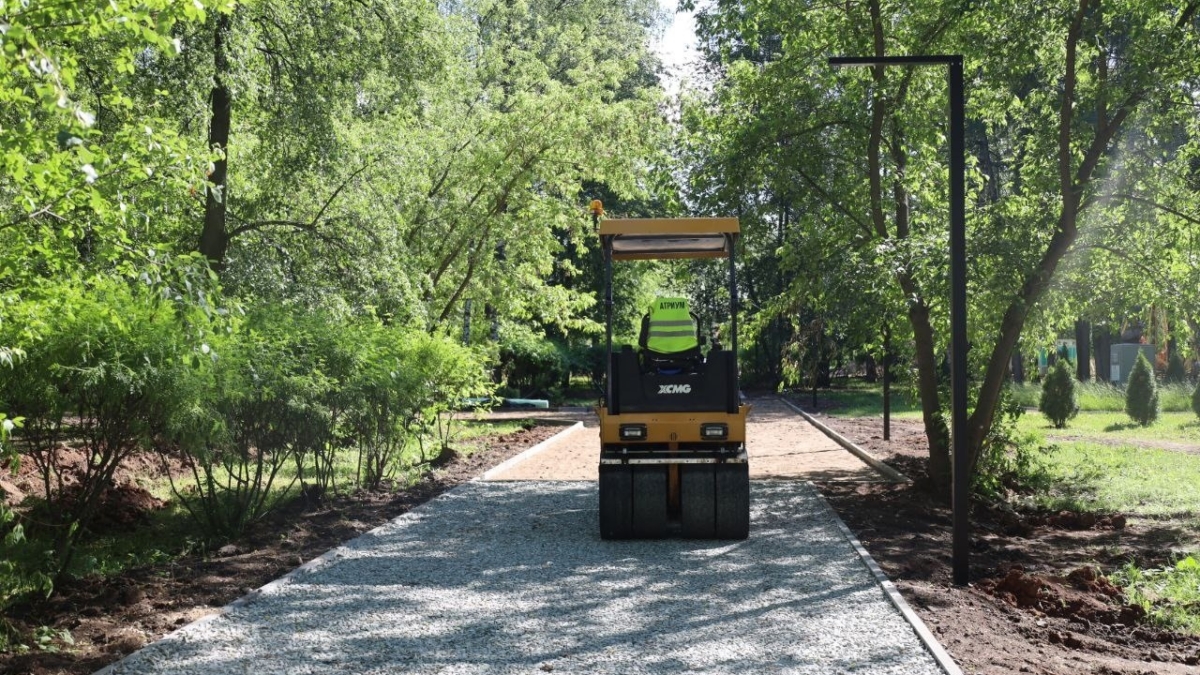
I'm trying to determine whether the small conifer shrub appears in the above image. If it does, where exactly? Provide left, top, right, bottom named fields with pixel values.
left=1167, top=351, right=1187, bottom=384
left=1125, top=351, right=1159, bottom=426
left=1039, top=358, right=1078, bottom=429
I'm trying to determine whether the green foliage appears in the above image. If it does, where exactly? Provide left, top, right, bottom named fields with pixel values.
left=1112, top=556, right=1200, bottom=635
left=0, top=0, right=658, bottom=611
left=168, top=306, right=340, bottom=539
left=566, top=343, right=607, bottom=394
left=1, top=412, right=53, bottom=621
left=3, top=0, right=668, bottom=342
left=0, top=277, right=198, bottom=578
left=1125, top=352, right=1160, bottom=427
left=0, top=0, right=232, bottom=288
left=1167, top=352, right=1188, bottom=385
left=1039, top=359, right=1079, bottom=429
left=1193, top=379, right=1200, bottom=421
left=685, top=0, right=1200, bottom=493
left=974, top=387, right=1051, bottom=499
left=497, top=325, right=569, bottom=399
left=167, top=304, right=492, bottom=538
left=188, top=0, right=667, bottom=332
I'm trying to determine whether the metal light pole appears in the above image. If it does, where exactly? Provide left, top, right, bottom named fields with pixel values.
left=882, top=322, right=891, bottom=441
left=829, top=54, right=969, bottom=586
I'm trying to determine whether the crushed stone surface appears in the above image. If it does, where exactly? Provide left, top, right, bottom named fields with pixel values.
left=99, top=481, right=943, bottom=675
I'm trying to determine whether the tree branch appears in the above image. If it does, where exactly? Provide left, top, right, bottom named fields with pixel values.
left=1106, top=192, right=1200, bottom=227
left=792, top=165, right=873, bottom=237
left=227, top=160, right=376, bottom=240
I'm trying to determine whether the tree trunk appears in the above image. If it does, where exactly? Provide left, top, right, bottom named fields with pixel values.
left=1075, top=320, right=1091, bottom=381
left=199, top=12, right=233, bottom=269
left=1094, top=325, right=1113, bottom=383
left=907, top=295, right=950, bottom=489
left=965, top=205, right=1080, bottom=480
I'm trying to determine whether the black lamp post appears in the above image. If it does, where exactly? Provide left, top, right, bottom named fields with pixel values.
left=828, top=54, right=969, bottom=586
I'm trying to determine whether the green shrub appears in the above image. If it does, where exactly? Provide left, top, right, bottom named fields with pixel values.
left=0, top=276, right=198, bottom=576
left=497, top=325, right=568, bottom=398
left=167, top=306, right=494, bottom=532
left=348, top=325, right=491, bottom=488
left=1039, top=359, right=1078, bottom=429
left=0, top=278, right=196, bottom=578
left=974, top=386, right=1054, bottom=499
left=0, top=412, right=53, bottom=623
left=167, top=306, right=340, bottom=540
left=269, top=308, right=367, bottom=499
left=1167, top=352, right=1187, bottom=384
left=407, top=329, right=494, bottom=461
left=1125, top=352, right=1159, bottom=427
left=566, top=343, right=607, bottom=393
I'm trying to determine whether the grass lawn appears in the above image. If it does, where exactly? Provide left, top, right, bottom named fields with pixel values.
left=1020, top=411, right=1200, bottom=447
left=1013, top=408, right=1200, bottom=520
left=1014, top=409, right=1200, bottom=635
left=1012, top=381, right=1198, bottom=413
left=1112, top=556, right=1200, bottom=634
left=805, top=387, right=924, bottom=419
left=1023, top=438, right=1200, bottom=519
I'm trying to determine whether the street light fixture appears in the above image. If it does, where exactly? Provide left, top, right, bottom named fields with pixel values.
left=828, top=54, right=970, bottom=586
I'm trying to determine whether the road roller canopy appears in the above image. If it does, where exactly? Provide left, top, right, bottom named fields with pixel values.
left=599, top=218, right=739, bottom=261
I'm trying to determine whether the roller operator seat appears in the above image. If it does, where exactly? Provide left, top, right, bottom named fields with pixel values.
left=638, top=297, right=704, bottom=373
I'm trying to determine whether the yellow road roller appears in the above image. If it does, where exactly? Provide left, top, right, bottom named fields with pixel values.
left=592, top=205, right=750, bottom=539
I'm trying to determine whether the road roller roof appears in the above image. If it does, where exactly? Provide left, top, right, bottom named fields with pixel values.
left=599, top=218, right=739, bottom=261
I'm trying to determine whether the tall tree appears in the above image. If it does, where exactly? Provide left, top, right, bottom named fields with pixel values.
left=687, top=0, right=1200, bottom=491
left=1, top=0, right=233, bottom=288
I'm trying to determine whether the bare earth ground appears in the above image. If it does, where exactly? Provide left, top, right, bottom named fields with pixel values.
left=800, top=403, right=1200, bottom=675
left=0, top=422, right=562, bottom=675
left=3, top=401, right=1199, bottom=674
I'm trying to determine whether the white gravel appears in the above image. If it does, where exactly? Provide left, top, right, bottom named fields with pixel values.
left=98, top=481, right=945, bottom=675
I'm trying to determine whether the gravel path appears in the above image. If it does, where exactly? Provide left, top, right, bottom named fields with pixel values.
left=98, top=480, right=944, bottom=675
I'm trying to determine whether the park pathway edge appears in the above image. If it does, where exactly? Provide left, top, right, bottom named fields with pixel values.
left=779, top=397, right=909, bottom=482
left=811, top=485, right=966, bottom=675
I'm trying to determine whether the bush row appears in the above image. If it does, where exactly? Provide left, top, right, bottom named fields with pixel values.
left=1038, top=352, right=1200, bottom=427
left=496, top=324, right=604, bottom=400
left=0, top=278, right=490, bottom=583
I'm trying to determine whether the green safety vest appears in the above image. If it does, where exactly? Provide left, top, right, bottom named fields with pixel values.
left=646, top=297, right=698, bottom=354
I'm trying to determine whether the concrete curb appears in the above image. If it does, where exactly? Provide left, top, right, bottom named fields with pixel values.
left=810, top=484, right=966, bottom=675
left=778, top=397, right=909, bottom=482
left=480, top=421, right=584, bottom=481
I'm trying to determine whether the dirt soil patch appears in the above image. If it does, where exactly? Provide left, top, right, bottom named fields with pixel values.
left=0, top=422, right=562, bottom=675
left=801, top=402, right=1200, bottom=675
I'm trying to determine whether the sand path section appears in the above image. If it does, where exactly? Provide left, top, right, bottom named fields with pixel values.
left=482, top=397, right=890, bottom=482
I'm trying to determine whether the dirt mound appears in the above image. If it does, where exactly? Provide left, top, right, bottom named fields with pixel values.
left=46, top=482, right=169, bottom=534
left=88, top=483, right=168, bottom=532
left=1032, top=510, right=1128, bottom=530
left=981, top=565, right=1146, bottom=626
left=6, top=445, right=180, bottom=502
